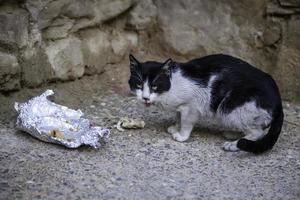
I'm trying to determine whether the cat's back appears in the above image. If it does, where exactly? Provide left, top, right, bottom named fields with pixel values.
left=181, top=54, right=266, bottom=76
left=179, top=54, right=274, bottom=87
left=178, top=54, right=281, bottom=111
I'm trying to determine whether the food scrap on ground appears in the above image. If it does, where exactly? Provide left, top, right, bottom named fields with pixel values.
left=116, top=117, right=145, bottom=132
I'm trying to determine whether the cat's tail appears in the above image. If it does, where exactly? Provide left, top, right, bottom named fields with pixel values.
left=237, top=105, right=284, bottom=154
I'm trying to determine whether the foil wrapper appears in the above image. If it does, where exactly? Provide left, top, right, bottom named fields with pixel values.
left=15, top=90, right=110, bottom=149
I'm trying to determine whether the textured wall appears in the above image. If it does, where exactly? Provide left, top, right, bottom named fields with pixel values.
left=0, top=0, right=299, bottom=103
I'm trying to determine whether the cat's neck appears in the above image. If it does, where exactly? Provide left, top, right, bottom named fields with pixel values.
left=156, top=69, right=212, bottom=109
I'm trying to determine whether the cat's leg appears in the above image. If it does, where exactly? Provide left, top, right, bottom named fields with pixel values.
left=222, top=141, right=239, bottom=152
left=172, top=106, right=198, bottom=142
left=167, top=112, right=180, bottom=134
left=222, top=129, right=265, bottom=152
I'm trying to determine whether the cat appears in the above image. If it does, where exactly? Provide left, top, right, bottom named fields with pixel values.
left=128, top=54, right=284, bottom=153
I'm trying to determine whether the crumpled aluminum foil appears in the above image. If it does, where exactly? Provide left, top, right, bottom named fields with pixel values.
left=15, top=90, right=110, bottom=149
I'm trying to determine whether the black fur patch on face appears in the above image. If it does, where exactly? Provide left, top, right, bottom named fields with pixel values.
left=128, top=55, right=172, bottom=94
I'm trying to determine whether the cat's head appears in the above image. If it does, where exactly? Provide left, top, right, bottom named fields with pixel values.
left=128, top=54, right=173, bottom=106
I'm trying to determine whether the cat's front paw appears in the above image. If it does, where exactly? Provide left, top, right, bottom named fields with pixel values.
left=172, top=132, right=189, bottom=142
left=167, top=125, right=178, bottom=134
left=222, top=141, right=240, bottom=152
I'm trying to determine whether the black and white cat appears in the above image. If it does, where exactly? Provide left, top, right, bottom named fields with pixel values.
left=128, top=54, right=283, bottom=153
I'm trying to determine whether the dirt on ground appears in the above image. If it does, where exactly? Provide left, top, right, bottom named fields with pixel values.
left=0, top=64, right=300, bottom=200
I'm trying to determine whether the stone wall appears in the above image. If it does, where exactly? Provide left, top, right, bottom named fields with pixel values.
left=0, top=0, right=299, bottom=103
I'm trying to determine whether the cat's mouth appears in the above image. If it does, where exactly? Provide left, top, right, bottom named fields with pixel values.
left=144, top=102, right=152, bottom=107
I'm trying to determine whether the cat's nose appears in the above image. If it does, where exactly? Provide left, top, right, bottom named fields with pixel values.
left=143, top=97, right=149, bottom=101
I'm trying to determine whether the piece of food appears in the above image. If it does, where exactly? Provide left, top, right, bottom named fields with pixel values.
left=49, top=129, right=64, bottom=139
left=116, top=117, right=145, bottom=131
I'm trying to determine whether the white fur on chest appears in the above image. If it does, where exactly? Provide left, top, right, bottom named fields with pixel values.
left=154, top=70, right=272, bottom=133
left=155, top=71, right=271, bottom=132
left=156, top=70, right=213, bottom=116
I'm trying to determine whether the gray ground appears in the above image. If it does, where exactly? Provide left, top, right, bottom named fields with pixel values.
left=0, top=73, right=300, bottom=200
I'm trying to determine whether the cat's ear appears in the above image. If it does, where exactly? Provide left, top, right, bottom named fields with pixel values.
left=162, top=58, right=173, bottom=76
left=129, top=54, right=139, bottom=70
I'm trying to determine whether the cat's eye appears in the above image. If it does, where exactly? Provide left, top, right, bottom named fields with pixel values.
left=136, top=84, right=142, bottom=89
left=152, top=86, right=157, bottom=91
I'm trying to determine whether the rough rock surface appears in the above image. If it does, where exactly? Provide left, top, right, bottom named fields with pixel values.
left=42, top=17, right=74, bottom=40
left=80, top=29, right=138, bottom=75
left=0, top=0, right=299, bottom=104
left=45, top=36, right=84, bottom=80
left=155, top=0, right=253, bottom=56
left=274, top=18, right=300, bottom=103
left=80, top=29, right=112, bottom=75
left=127, top=0, right=157, bottom=30
left=21, top=46, right=52, bottom=87
left=0, top=51, right=20, bottom=91
left=0, top=73, right=299, bottom=199
left=0, top=4, right=29, bottom=48
left=0, top=0, right=136, bottom=90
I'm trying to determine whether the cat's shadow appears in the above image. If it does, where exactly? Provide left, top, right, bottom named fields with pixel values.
left=145, top=116, right=225, bottom=142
